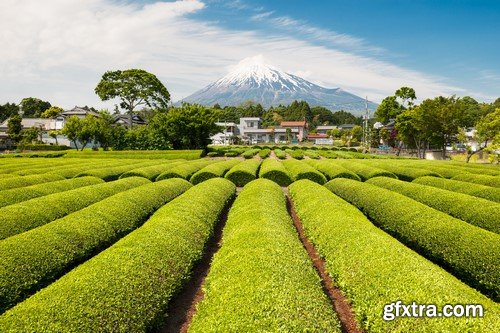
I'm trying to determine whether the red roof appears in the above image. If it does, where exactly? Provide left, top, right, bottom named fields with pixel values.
left=307, top=133, right=329, bottom=139
left=280, top=121, right=307, bottom=127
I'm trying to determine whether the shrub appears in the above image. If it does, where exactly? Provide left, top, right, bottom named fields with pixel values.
left=190, top=159, right=241, bottom=185
left=305, top=160, right=361, bottom=181
left=303, top=150, right=320, bottom=159
left=452, top=173, right=500, bottom=188
left=258, top=159, right=293, bottom=186
left=0, top=177, right=150, bottom=240
left=0, top=178, right=192, bottom=312
left=325, top=178, right=500, bottom=301
left=0, top=179, right=235, bottom=332
left=413, top=176, right=500, bottom=203
left=206, top=151, right=220, bottom=157
left=242, top=148, right=260, bottom=159
left=367, top=177, right=500, bottom=234
left=282, top=159, right=327, bottom=184
left=189, top=179, right=340, bottom=332
left=0, top=173, right=64, bottom=191
left=120, top=160, right=186, bottom=180
left=224, top=159, right=261, bottom=186
left=0, top=176, right=103, bottom=208
left=290, top=149, right=304, bottom=159
left=75, top=161, right=161, bottom=181
left=274, top=148, right=287, bottom=159
left=49, top=160, right=139, bottom=178
left=333, top=160, right=397, bottom=180
left=224, top=151, right=239, bottom=157
left=156, top=160, right=217, bottom=181
left=289, top=180, right=500, bottom=332
left=65, top=149, right=203, bottom=160
left=360, top=162, right=442, bottom=181
left=258, top=148, right=271, bottom=159
left=20, top=144, right=71, bottom=151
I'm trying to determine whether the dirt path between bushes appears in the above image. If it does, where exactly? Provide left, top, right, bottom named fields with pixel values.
left=157, top=201, right=232, bottom=333
left=286, top=194, right=363, bottom=333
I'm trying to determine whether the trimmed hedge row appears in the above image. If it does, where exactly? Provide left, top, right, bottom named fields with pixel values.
left=0, top=177, right=150, bottom=240
left=282, top=159, right=327, bottom=184
left=367, top=177, right=500, bottom=234
left=190, top=159, right=241, bottom=185
left=242, top=148, right=260, bottom=159
left=75, top=161, right=160, bottom=181
left=333, top=160, right=397, bottom=181
left=49, top=160, right=140, bottom=178
left=224, top=159, right=261, bottom=186
left=325, top=178, right=500, bottom=301
left=288, top=149, right=304, bottom=159
left=258, top=148, right=271, bottom=158
left=289, top=180, right=500, bottom=332
left=11, top=160, right=91, bottom=176
left=303, top=149, right=320, bottom=159
left=305, top=160, right=361, bottom=181
left=189, top=179, right=340, bottom=332
left=156, top=160, right=216, bottom=181
left=0, top=176, right=103, bottom=208
left=362, top=162, right=442, bottom=181
left=0, top=173, right=64, bottom=191
left=414, top=176, right=500, bottom=203
left=119, top=160, right=185, bottom=180
left=0, top=178, right=192, bottom=313
left=452, top=173, right=500, bottom=188
left=0, top=179, right=235, bottom=332
left=274, top=148, right=287, bottom=159
left=65, top=149, right=203, bottom=160
left=258, top=159, right=293, bottom=186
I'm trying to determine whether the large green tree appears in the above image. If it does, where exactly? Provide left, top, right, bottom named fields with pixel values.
left=395, top=106, right=427, bottom=158
left=7, top=115, right=22, bottom=143
left=19, top=97, right=51, bottom=118
left=395, top=86, right=417, bottom=109
left=165, top=104, right=221, bottom=149
left=459, top=108, right=500, bottom=162
left=0, top=103, right=19, bottom=123
left=374, top=96, right=402, bottom=123
left=94, top=69, right=170, bottom=129
left=41, top=106, right=64, bottom=119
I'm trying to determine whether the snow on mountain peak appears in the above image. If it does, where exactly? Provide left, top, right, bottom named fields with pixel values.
left=215, top=55, right=303, bottom=89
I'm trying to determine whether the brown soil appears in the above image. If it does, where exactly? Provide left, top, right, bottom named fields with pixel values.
left=157, top=204, right=231, bottom=333
left=286, top=195, right=364, bottom=333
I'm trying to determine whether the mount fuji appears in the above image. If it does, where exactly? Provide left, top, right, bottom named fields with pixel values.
left=180, top=55, right=378, bottom=115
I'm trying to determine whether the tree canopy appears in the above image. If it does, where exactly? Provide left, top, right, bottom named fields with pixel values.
left=20, top=98, right=51, bottom=118
left=94, top=69, right=170, bottom=128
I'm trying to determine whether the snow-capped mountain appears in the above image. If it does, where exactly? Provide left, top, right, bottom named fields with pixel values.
left=180, top=55, right=378, bottom=115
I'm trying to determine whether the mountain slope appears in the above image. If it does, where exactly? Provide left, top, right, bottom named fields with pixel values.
left=180, top=55, right=378, bottom=115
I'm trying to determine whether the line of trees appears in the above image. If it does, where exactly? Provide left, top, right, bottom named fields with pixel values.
left=374, top=87, right=500, bottom=161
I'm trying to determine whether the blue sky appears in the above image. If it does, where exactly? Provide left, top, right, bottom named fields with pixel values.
left=0, top=0, right=498, bottom=109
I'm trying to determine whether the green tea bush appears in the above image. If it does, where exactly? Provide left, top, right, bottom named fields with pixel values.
left=325, top=178, right=500, bottom=301
left=367, top=177, right=500, bottom=234
left=76, top=161, right=160, bottom=181
left=290, top=149, right=304, bottom=159
left=0, top=173, right=64, bottom=191
left=258, top=148, right=271, bottom=159
left=120, top=160, right=185, bottom=180
left=0, top=178, right=192, bottom=312
left=0, top=177, right=150, bottom=240
left=303, top=150, right=320, bottom=159
left=0, top=176, right=103, bottom=208
left=305, top=160, right=361, bottom=181
left=156, top=160, right=216, bottom=181
left=190, top=159, right=241, bottom=185
left=333, top=160, right=397, bottom=180
left=274, top=148, right=287, bottom=159
left=224, top=159, right=261, bottom=186
left=290, top=180, right=500, bottom=332
left=189, top=179, right=340, bottom=332
left=414, top=176, right=500, bottom=203
left=452, top=173, right=500, bottom=188
left=258, top=159, right=293, bottom=186
left=0, top=179, right=235, bottom=332
left=282, top=159, right=327, bottom=184
left=242, top=148, right=260, bottom=159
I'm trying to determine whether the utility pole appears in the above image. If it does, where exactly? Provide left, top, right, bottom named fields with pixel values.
left=361, top=96, right=372, bottom=153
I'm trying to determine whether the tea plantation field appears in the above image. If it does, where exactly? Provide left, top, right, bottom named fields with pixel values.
left=0, top=151, right=498, bottom=332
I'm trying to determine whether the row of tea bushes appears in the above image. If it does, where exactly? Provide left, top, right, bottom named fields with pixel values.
left=0, top=177, right=150, bottom=240
left=367, top=177, right=500, bottom=234
left=289, top=180, right=500, bottom=332
left=0, top=173, right=63, bottom=191
left=156, top=160, right=217, bottom=181
left=258, top=159, right=293, bottom=186
left=76, top=160, right=161, bottom=181
left=326, top=178, right=500, bottom=301
left=0, top=179, right=192, bottom=312
left=190, top=159, right=241, bottom=185
left=305, top=160, right=361, bottom=181
left=0, top=179, right=235, bottom=332
left=189, top=179, right=340, bottom=332
left=282, top=159, right=327, bottom=184
left=452, top=173, right=500, bottom=188
left=224, top=159, right=261, bottom=186
left=119, top=160, right=186, bottom=180
left=413, top=176, right=500, bottom=203
left=332, top=160, right=397, bottom=181
left=0, top=176, right=103, bottom=208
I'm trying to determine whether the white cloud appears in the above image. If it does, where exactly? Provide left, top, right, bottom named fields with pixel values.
left=0, top=0, right=478, bottom=110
